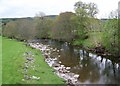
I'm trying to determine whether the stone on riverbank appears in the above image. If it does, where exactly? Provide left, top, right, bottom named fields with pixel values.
left=29, top=42, right=80, bottom=85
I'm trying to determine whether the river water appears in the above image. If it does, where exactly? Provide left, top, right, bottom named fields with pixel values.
left=33, top=39, right=120, bottom=84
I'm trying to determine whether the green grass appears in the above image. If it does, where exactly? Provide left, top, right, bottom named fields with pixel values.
left=83, top=32, right=104, bottom=48
left=73, top=32, right=104, bottom=48
left=2, top=37, right=65, bottom=84
left=0, top=36, right=2, bottom=85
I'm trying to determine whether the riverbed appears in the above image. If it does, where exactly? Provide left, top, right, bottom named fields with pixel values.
left=28, top=39, right=120, bottom=84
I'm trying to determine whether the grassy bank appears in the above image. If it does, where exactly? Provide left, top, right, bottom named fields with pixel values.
left=83, top=32, right=104, bottom=48
left=2, top=37, right=64, bottom=84
left=0, top=36, right=2, bottom=85
left=73, top=32, right=104, bottom=48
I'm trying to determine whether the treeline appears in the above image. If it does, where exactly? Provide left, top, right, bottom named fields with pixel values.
left=3, top=1, right=99, bottom=40
left=2, top=1, right=119, bottom=57
left=102, top=18, right=119, bottom=56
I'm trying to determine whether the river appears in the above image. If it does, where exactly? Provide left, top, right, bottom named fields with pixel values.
left=30, top=39, right=120, bottom=84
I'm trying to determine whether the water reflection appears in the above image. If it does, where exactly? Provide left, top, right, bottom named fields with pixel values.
left=38, top=39, right=120, bottom=84
left=71, top=50, right=100, bottom=83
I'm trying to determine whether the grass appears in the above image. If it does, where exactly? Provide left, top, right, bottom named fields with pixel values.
left=83, top=32, right=104, bottom=48
left=0, top=36, right=2, bottom=85
left=73, top=32, right=104, bottom=48
left=2, top=37, right=65, bottom=84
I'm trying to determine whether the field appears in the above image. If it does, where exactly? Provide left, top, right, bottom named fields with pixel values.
left=2, top=37, right=64, bottom=84
left=0, top=36, right=2, bottom=85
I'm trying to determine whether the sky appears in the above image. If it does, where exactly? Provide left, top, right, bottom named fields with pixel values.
left=0, top=0, right=119, bottom=18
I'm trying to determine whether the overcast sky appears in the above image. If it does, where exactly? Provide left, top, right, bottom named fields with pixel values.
left=0, top=0, right=119, bottom=18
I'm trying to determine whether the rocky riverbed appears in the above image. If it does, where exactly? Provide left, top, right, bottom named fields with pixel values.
left=28, top=42, right=80, bottom=85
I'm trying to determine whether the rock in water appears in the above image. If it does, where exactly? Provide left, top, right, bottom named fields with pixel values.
left=52, top=63, right=60, bottom=67
left=74, top=74, right=79, bottom=79
left=66, top=67, right=71, bottom=70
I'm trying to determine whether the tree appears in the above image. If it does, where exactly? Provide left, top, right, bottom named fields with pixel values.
left=0, top=20, right=2, bottom=35
left=118, top=1, right=120, bottom=18
left=73, top=1, right=98, bottom=45
left=102, top=10, right=119, bottom=56
left=3, top=21, right=17, bottom=38
left=51, top=12, right=76, bottom=42
left=74, top=1, right=98, bottom=18
left=118, top=1, right=120, bottom=56
left=34, top=12, right=53, bottom=39
left=88, top=3, right=98, bottom=17
left=109, top=9, right=118, bottom=19
left=3, top=19, right=36, bottom=40
left=15, top=19, right=36, bottom=40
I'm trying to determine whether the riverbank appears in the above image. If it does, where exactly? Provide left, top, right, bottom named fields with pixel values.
left=73, top=32, right=120, bottom=58
left=0, top=36, right=2, bottom=85
left=2, top=37, right=65, bottom=84
left=29, top=42, right=80, bottom=85
left=28, top=39, right=120, bottom=84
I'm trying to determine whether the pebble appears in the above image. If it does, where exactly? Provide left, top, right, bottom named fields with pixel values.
left=24, top=75, right=30, bottom=80
left=57, top=50, right=59, bottom=52
left=59, top=61, right=62, bottom=64
left=52, top=58, right=57, bottom=61
left=26, top=57, right=33, bottom=61
left=61, top=65, right=64, bottom=67
left=53, top=49, right=56, bottom=52
left=52, top=63, right=60, bottom=67
left=36, top=43, right=39, bottom=45
left=85, top=64, right=87, bottom=67
left=31, top=76, right=40, bottom=80
left=60, top=49, right=64, bottom=51
left=58, top=55, right=60, bottom=57
left=22, top=79, right=25, bottom=81
left=74, top=74, right=79, bottom=79
left=66, top=67, right=71, bottom=70
left=50, top=48, right=53, bottom=50
left=61, top=74, right=66, bottom=77
left=24, top=67, right=28, bottom=72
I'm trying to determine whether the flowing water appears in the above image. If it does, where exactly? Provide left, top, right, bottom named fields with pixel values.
left=34, top=39, right=120, bottom=84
